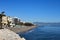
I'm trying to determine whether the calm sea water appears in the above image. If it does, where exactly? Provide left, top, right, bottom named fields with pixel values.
left=18, top=25, right=60, bottom=40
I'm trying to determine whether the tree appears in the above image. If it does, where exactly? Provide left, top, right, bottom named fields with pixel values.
left=24, top=22, right=34, bottom=26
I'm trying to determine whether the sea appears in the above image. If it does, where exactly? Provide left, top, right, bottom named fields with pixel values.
left=18, top=25, right=60, bottom=40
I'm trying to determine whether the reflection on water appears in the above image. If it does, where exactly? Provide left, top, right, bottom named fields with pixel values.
left=19, top=25, right=60, bottom=40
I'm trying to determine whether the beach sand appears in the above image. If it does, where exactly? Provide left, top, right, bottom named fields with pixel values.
left=6, top=25, right=37, bottom=33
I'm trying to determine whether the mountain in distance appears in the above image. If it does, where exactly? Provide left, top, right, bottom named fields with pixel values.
left=33, top=22, right=60, bottom=26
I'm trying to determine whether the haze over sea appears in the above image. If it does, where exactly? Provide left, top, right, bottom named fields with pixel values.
left=19, top=24, right=60, bottom=40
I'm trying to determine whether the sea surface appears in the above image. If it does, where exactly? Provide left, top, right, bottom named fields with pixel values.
left=18, top=25, right=60, bottom=40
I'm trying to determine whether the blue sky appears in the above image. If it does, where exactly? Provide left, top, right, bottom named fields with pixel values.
left=0, top=0, right=60, bottom=22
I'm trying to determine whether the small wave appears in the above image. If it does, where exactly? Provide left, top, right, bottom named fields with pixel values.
left=27, top=30, right=34, bottom=33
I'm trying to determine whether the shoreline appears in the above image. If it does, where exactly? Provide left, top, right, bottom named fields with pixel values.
left=5, top=25, right=37, bottom=33
left=19, top=26, right=37, bottom=33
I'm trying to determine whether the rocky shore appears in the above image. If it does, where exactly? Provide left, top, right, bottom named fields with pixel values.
left=0, top=28, right=25, bottom=40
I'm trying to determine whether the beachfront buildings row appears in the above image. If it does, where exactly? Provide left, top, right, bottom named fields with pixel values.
left=0, top=12, right=35, bottom=28
left=0, top=12, right=20, bottom=28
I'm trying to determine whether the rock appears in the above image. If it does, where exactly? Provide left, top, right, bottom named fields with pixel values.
left=0, top=28, right=25, bottom=40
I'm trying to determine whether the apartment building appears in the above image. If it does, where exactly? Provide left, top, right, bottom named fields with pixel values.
left=2, top=16, right=8, bottom=25
left=0, top=12, right=8, bottom=28
left=7, top=16, right=15, bottom=27
left=0, top=12, right=21, bottom=28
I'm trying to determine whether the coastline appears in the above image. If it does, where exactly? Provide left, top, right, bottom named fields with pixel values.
left=6, top=25, right=37, bottom=33
left=19, top=25, right=37, bottom=33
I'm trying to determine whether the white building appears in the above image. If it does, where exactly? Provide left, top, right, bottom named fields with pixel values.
left=2, top=16, right=8, bottom=25
left=7, top=16, right=15, bottom=27
left=7, top=16, right=21, bottom=27
left=13, top=17, right=20, bottom=25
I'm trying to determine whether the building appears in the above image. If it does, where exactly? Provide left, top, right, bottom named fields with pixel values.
left=0, top=11, right=21, bottom=28
left=0, top=12, right=8, bottom=28
left=13, top=17, right=20, bottom=25
left=2, top=16, right=8, bottom=25
left=7, top=16, right=15, bottom=27
left=7, top=17, right=21, bottom=27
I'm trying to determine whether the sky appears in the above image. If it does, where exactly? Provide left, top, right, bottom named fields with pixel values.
left=0, top=0, right=60, bottom=22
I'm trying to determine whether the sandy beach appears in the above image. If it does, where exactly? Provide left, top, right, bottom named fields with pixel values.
left=6, top=25, right=37, bottom=33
